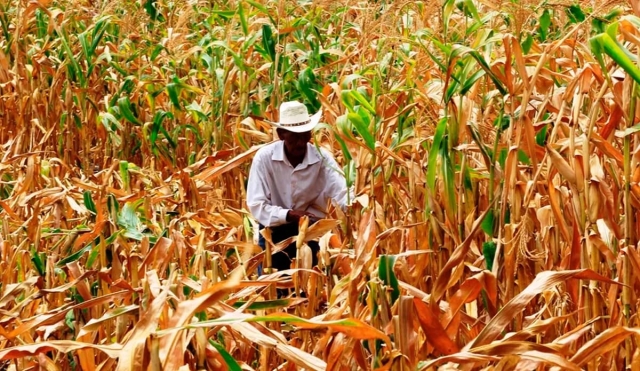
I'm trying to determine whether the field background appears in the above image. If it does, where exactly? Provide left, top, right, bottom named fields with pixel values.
left=2, top=0, right=640, bottom=369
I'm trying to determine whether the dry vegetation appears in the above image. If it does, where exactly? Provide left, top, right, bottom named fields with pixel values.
left=2, top=0, right=640, bottom=369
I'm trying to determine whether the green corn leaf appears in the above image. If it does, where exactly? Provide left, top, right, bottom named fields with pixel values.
left=518, top=149, right=531, bottom=165
left=150, top=44, right=165, bottom=61
left=459, top=0, right=480, bottom=21
left=144, top=0, right=163, bottom=22
left=443, top=0, right=456, bottom=36
left=493, top=114, right=510, bottom=132
left=91, top=17, right=109, bottom=52
left=212, top=10, right=236, bottom=20
left=209, top=341, right=242, bottom=371
left=100, top=112, right=123, bottom=131
left=261, top=24, right=276, bottom=62
left=522, top=33, right=534, bottom=54
left=118, top=201, right=145, bottom=241
left=237, top=2, right=248, bottom=36
left=336, top=134, right=353, bottom=161
left=161, top=125, right=177, bottom=149
left=450, top=45, right=507, bottom=95
left=608, top=8, right=624, bottom=22
left=86, top=244, right=100, bottom=268
left=79, top=32, right=91, bottom=63
left=177, top=81, right=205, bottom=95
left=174, top=124, right=202, bottom=145
left=459, top=69, right=486, bottom=96
left=347, top=112, right=375, bottom=151
left=345, top=160, right=356, bottom=188
left=117, top=97, right=141, bottom=125
left=209, top=40, right=244, bottom=67
left=150, top=110, right=171, bottom=150
left=536, top=124, right=549, bottom=146
left=166, top=83, right=182, bottom=110
left=109, top=61, right=128, bottom=77
left=606, top=20, right=620, bottom=41
left=592, top=18, right=606, bottom=34
left=462, top=163, right=473, bottom=190
left=30, top=245, right=45, bottom=276
left=589, top=35, right=607, bottom=70
left=35, top=9, right=47, bottom=39
left=539, top=9, right=551, bottom=41
left=340, top=89, right=356, bottom=112
left=245, top=0, right=268, bottom=13
left=481, top=212, right=495, bottom=236
left=341, top=74, right=366, bottom=90
left=119, top=161, right=130, bottom=192
left=201, top=53, right=214, bottom=73
left=107, top=193, right=119, bottom=224
left=621, top=123, right=640, bottom=137
left=378, top=255, right=400, bottom=305
left=441, top=146, right=456, bottom=213
left=432, top=38, right=453, bottom=57
left=498, top=148, right=508, bottom=169
left=445, top=79, right=459, bottom=103
left=123, top=229, right=144, bottom=241
left=566, top=4, right=585, bottom=24
left=467, top=122, right=492, bottom=167
left=335, top=115, right=355, bottom=142
left=65, top=311, right=75, bottom=330
left=483, top=241, right=497, bottom=271
left=367, top=281, right=379, bottom=317
left=297, top=67, right=321, bottom=109
left=58, top=28, right=85, bottom=87
left=186, top=102, right=208, bottom=122
left=427, top=118, right=447, bottom=190
left=118, top=201, right=141, bottom=230
left=591, top=32, right=640, bottom=85
left=83, top=191, right=96, bottom=215
left=57, top=243, right=94, bottom=267
left=349, top=89, right=376, bottom=115
left=242, top=31, right=261, bottom=53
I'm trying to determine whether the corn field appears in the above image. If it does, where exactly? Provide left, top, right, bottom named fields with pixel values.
left=3, top=0, right=640, bottom=369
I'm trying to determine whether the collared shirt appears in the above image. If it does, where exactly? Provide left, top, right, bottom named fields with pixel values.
left=246, top=141, right=351, bottom=227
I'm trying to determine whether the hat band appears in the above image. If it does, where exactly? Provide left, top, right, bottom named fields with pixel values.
left=280, top=119, right=311, bottom=127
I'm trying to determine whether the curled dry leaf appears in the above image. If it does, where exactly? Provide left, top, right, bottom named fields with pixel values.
left=0, top=341, right=123, bottom=360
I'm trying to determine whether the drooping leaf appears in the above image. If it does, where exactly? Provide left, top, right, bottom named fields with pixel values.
left=209, top=340, right=242, bottom=371
left=378, top=255, right=400, bottom=304
left=466, top=269, right=621, bottom=349
left=566, top=4, right=586, bottom=24
left=83, top=191, right=96, bottom=215
left=539, top=9, right=551, bottom=41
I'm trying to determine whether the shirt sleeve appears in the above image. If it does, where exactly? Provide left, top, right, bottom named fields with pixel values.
left=318, top=149, right=354, bottom=212
left=246, top=153, right=289, bottom=227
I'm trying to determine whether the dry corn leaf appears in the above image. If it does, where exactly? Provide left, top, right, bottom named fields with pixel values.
left=414, top=298, right=459, bottom=355
left=570, top=327, right=640, bottom=365
left=0, top=341, right=123, bottom=360
left=466, top=269, right=620, bottom=349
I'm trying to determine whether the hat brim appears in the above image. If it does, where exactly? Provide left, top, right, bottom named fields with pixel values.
left=267, top=109, right=322, bottom=133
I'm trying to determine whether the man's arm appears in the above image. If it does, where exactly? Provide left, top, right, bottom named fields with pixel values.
left=246, top=155, right=289, bottom=227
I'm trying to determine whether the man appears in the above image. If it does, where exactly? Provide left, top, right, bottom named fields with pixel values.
left=246, top=101, right=350, bottom=274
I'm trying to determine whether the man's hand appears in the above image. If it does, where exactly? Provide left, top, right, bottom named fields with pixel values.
left=286, top=210, right=319, bottom=223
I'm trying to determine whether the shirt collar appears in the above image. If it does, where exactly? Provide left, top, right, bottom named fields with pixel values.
left=271, top=141, right=321, bottom=167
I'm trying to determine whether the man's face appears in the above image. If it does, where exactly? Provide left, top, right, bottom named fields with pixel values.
left=278, top=129, right=312, bottom=159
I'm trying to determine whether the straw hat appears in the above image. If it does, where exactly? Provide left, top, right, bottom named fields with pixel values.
left=268, top=101, right=322, bottom=133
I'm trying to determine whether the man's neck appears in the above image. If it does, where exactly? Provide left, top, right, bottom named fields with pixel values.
left=284, top=147, right=305, bottom=168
